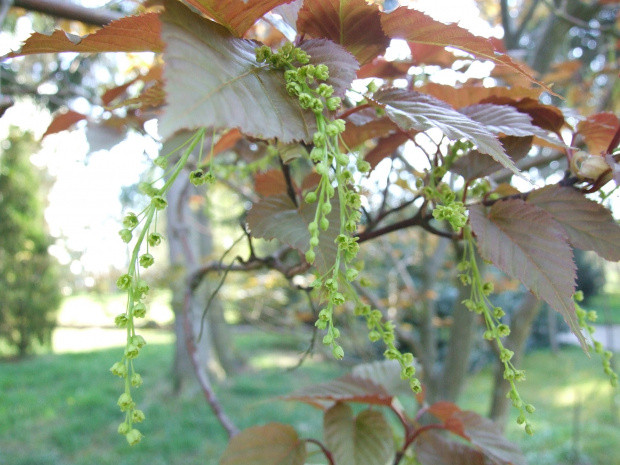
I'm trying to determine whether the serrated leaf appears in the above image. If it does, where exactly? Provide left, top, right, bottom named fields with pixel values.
left=246, top=193, right=339, bottom=274
left=297, top=0, right=390, bottom=65
left=577, top=113, right=620, bottom=155
left=324, top=403, right=394, bottom=465
left=220, top=423, right=306, bottom=465
left=2, top=13, right=162, bottom=58
left=528, top=185, right=620, bottom=261
left=372, top=88, right=518, bottom=175
left=42, top=110, right=87, bottom=138
left=283, top=373, right=395, bottom=409
left=459, top=104, right=548, bottom=138
left=159, top=0, right=316, bottom=142
left=469, top=200, right=586, bottom=349
left=351, top=360, right=411, bottom=395
left=414, top=430, right=486, bottom=465
left=478, top=97, right=566, bottom=134
left=419, top=83, right=542, bottom=109
left=381, top=7, right=555, bottom=94
left=453, top=411, right=526, bottom=465
left=452, top=136, right=532, bottom=181
left=182, top=0, right=294, bottom=37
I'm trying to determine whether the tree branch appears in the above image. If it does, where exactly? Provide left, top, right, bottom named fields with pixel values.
left=13, top=0, right=124, bottom=26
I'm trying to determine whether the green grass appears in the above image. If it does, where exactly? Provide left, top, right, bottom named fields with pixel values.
left=1, top=331, right=618, bottom=465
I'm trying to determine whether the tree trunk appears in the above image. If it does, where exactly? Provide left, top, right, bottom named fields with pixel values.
left=489, top=292, right=542, bottom=429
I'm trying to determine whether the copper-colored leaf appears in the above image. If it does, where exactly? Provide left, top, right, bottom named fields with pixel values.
left=341, top=110, right=397, bottom=149
left=426, top=401, right=462, bottom=422
left=528, top=185, right=620, bottom=261
left=160, top=0, right=316, bottom=142
left=108, top=81, right=166, bottom=110
left=297, top=0, right=390, bottom=65
left=220, top=423, right=306, bottom=465
left=102, top=65, right=162, bottom=106
left=414, top=430, right=486, bottom=465
left=372, top=88, right=518, bottom=175
left=254, top=170, right=291, bottom=197
left=213, top=129, right=243, bottom=156
left=577, top=113, right=620, bottom=155
left=479, top=97, right=565, bottom=134
left=381, top=7, right=554, bottom=94
left=364, top=132, right=409, bottom=170
left=469, top=200, right=586, bottom=349
left=42, top=110, right=87, bottom=138
left=409, top=42, right=459, bottom=68
left=2, top=13, right=162, bottom=58
left=452, top=136, right=532, bottom=181
left=357, top=58, right=412, bottom=79
left=183, top=0, right=294, bottom=37
left=419, top=83, right=542, bottom=109
left=324, top=404, right=394, bottom=465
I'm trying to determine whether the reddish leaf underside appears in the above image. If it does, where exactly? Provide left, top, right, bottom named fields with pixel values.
left=160, top=0, right=316, bottom=142
left=2, top=13, right=162, bottom=58
left=254, top=169, right=292, bottom=197
left=479, top=97, right=566, bottom=134
left=418, top=83, right=542, bottom=110
left=528, top=185, right=620, bottom=261
left=469, top=200, right=586, bottom=349
left=297, top=0, right=390, bottom=65
left=245, top=193, right=339, bottom=274
left=323, top=403, right=394, bottom=465
left=414, top=430, right=486, bottom=465
left=181, top=0, right=294, bottom=37
left=364, top=132, right=410, bottom=170
left=219, top=423, right=306, bottom=465
left=380, top=7, right=555, bottom=95
left=577, top=113, right=620, bottom=155
left=42, top=110, right=88, bottom=138
left=299, top=40, right=359, bottom=97
left=372, top=88, right=518, bottom=175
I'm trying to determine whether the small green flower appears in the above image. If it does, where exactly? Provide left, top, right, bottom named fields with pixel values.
left=118, top=422, right=131, bottom=435
left=305, top=250, right=315, bottom=264
left=326, top=97, right=341, bottom=111
left=189, top=169, right=205, bottom=186
left=133, top=302, right=146, bottom=318
left=131, top=409, right=146, bottom=423
left=110, top=362, right=127, bottom=378
left=117, top=393, right=134, bottom=412
left=151, top=195, right=167, bottom=210
left=148, top=232, right=163, bottom=247
left=131, top=335, right=147, bottom=349
left=139, top=253, right=154, bottom=268
left=123, top=213, right=139, bottom=229
left=332, top=345, right=344, bottom=360
left=125, top=344, right=140, bottom=359
left=119, top=229, right=132, bottom=243
left=154, top=156, right=168, bottom=169
left=131, top=373, right=143, bottom=388
left=116, top=274, right=132, bottom=290
left=315, top=64, right=329, bottom=80
left=126, top=428, right=144, bottom=446
left=114, top=314, right=129, bottom=328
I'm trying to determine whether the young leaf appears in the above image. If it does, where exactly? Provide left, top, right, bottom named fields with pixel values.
left=452, top=136, right=532, bottom=181
left=246, top=193, right=339, bottom=274
left=577, top=113, right=620, bottom=155
left=528, top=185, right=620, bottom=261
left=414, top=430, right=486, bottom=465
left=452, top=411, right=526, bottom=465
left=380, top=7, right=555, bottom=94
left=469, top=200, right=587, bottom=349
left=42, top=110, right=88, bottom=138
left=181, top=0, right=294, bottom=37
left=323, top=403, right=394, bottom=465
left=254, top=170, right=292, bottom=197
left=2, top=13, right=163, bottom=58
left=297, top=0, right=390, bottom=65
left=372, top=88, right=519, bottom=175
left=219, top=423, right=306, bottom=465
left=160, top=0, right=316, bottom=142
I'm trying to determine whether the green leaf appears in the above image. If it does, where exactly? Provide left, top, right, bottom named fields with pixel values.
left=297, top=0, right=390, bottom=65
left=220, top=423, right=306, bottom=465
left=181, top=0, right=295, bottom=37
left=528, top=185, right=620, bottom=261
left=469, top=200, right=587, bottom=349
left=2, top=13, right=163, bottom=58
left=372, top=88, right=519, bottom=175
left=414, top=430, right=486, bottom=465
left=323, top=403, right=394, bottom=465
left=380, top=7, right=555, bottom=95
left=160, top=0, right=316, bottom=142
left=245, top=193, right=339, bottom=274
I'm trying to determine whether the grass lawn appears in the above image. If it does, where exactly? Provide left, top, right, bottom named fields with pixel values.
left=1, top=329, right=618, bottom=465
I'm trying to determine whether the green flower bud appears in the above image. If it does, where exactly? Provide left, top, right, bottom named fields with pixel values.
left=123, top=213, right=139, bottom=229
left=125, top=344, right=140, bottom=359
left=110, top=362, right=127, bottom=378
left=497, top=324, right=511, bottom=337
left=409, top=378, right=422, bottom=393
left=131, top=373, right=143, bottom=388
left=139, top=253, right=154, bottom=268
left=332, top=328, right=340, bottom=339
left=308, top=222, right=318, bottom=234
left=309, top=236, right=319, bottom=247
left=315, top=64, right=329, bottom=81
left=116, top=274, right=132, bottom=290
left=117, top=393, right=134, bottom=412
left=516, top=414, right=526, bottom=425
left=493, top=307, right=505, bottom=318
left=500, top=348, right=514, bottom=362
left=154, top=156, right=168, bottom=169
left=320, top=217, right=329, bottom=231
left=310, top=98, right=324, bottom=113
left=148, top=232, right=163, bottom=246
left=574, top=290, right=584, bottom=302
left=151, top=195, right=167, bottom=210
left=298, top=93, right=313, bottom=109
left=402, top=353, right=414, bottom=365
left=525, top=404, right=536, bottom=414
left=525, top=424, right=534, bottom=436
left=322, top=334, right=333, bottom=345
left=321, top=203, right=332, bottom=215
left=384, top=349, right=399, bottom=360
left=331, top=292, right=345, bottom=305
left=189, top=169, right=205, bottom=186
left=357, top=160, right=371, bottom=173
left=132, top=409, right=146, bottom=423
left=326, top=97, right=341, bottom=111
left=133, top=302, right=146, bottom=318
left=317, top=83, right=334, bottom=98
left=305, top=249, right=315, bottom=264
left=131, top=335, right=147, bottom=349
left=135, top=280, right=150, bottom=298
left=401, top=366, right=416, bottom=379
left=255, top=45, right=272, bottom=62
left=119, top=229, right=132, bottom=243
left=345, top=268, right=359, bottom=282
left=114, top=314, right=129, bottom=328
left=126, top=428, right=144, bottom=446
left=286, top=81, right=302, bottom=96
left=305, top=191, right=317, bottom=203
left=118, top=422, right=131, bottom=435
left=315, top=319, right=327, bottom=330
left=482, top=282, right=494, bottom=296
left=332, top=345, right=344, bottom=360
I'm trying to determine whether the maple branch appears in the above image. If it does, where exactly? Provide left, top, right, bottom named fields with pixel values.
left=13, top=0, right=124, bottom=26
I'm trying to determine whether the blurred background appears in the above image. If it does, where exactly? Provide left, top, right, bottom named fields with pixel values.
left=1, top=0, right=619, bottom=464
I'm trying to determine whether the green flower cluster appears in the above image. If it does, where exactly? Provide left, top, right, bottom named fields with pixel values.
left=425, top=184, right=467, bottom=232
left=460, top=226, right=535, bottom=435
left=112, top=128, right=206, bottom=445
left=574, top=292, right=618, bottom=387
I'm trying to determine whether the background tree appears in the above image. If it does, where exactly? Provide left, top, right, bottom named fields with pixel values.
left=0, top=126, right=61, bottom=356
